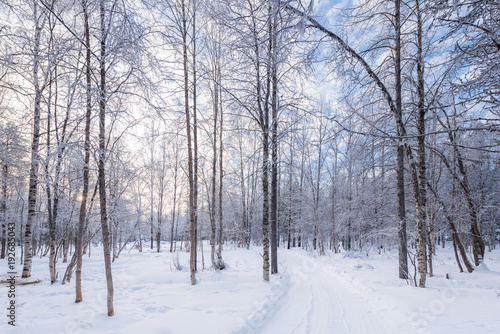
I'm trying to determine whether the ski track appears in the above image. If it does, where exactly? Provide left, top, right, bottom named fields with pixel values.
left=257, top=251, right=395, bottom=334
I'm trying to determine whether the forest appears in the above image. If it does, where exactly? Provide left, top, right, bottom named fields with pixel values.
left=0, top=0, right=499, bottom=330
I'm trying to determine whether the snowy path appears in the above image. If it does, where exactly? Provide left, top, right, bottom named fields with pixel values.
left=256, top=251, right=396, bottom=334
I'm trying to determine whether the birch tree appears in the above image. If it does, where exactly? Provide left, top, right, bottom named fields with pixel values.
left=21, top=2, right=50, bottom=278
left=75, top=0, right=93, bottom=301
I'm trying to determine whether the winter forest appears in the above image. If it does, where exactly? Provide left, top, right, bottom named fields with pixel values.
left=0, top=0, right=499, bottom=333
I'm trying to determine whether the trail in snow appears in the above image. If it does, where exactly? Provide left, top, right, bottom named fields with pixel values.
left=256, top=251, right=396, bottom=334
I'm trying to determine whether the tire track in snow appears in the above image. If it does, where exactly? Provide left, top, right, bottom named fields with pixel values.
left=256, top=250, right=395, bottom=334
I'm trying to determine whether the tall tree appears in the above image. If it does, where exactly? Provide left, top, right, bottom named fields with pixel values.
left=98, top=0, right=114, bottom=315
left=22, top=2, right=49, bottom=278
left=217, top=56, right=224, bottom=268
left=191, top=0, right=199, bottom=271
left=270, top=0, right=279, bottom=274
left=207, top=26, right=225, bottom=269
left=394, top=0, right=410, bottom=281
left=75, top=0, right=93, bottom=302
left=180, top=0, right=197, bottom=285
left=414, top=0, right=428, bottom=285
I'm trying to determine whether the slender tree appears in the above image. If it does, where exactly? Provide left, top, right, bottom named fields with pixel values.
left=22, top=3, right=49, bottom=278
left=75, top=0, right=92, bottom=302
left=270, top=1, right=279, bottom=274
left=98, top=0, right=114, bottom=315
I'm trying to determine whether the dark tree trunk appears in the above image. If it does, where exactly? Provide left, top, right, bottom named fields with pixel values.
left=415, top=0, right=428, bottom=287
left=217, top=67, right=224, bottom=269
left=22, top=12, right=44, bottom=278
left=181, top=0, right=196, bottom=286
left=98, top=0, right=114, bottom=315
left=210, top=49, right=218, bottom=269
left=192, top=0, right=199, bottom=271
left=270, top=9, right=278, bottom=275
left=395, top=0, right=409, bottom=281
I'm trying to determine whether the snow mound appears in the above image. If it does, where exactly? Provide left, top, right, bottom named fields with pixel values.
left=354, top=263, right=375, bottom=270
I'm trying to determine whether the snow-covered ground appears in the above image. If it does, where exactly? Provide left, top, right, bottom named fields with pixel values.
left=1, top=244, right=500, bottom=333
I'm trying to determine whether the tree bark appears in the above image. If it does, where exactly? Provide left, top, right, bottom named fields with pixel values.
left=192, top=0, right=199, bottom=271
left=22, top=7, right=44, bottom=278
left=395, top=0, right=410, bottom=281
left=45, top=73, right=56, bottom=283
left=217, top=66, right=224, bottom=269
left=170, top=147, right=179, bottom=253
left=262, top=126, right=270, bottom=281
left=98, top=0, right=114, bottom=315
left=414, top=0, right=428, bottom=287
left=270, top=5, right=279, bottom=274
left=210, top=48, right=218, bottom=269
left=181, top=0, right=196, bottom=286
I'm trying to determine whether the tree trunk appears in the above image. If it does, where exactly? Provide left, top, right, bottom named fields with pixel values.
left=22, top=11, right=44, bottom=278
left=150, top=209, right=154, bottom=250
left=98, top=0, right=114, bottom=315
left=331, top=140, right=338, bottom=253
left=44, top=64, right=60, bottom=285
left=415, top=0, right=428, bottom=287
left=239, top=135, right=248, bottom=249
left=181, top=0, right=196, bottom=286
left=270, top=7, right=278, bottom=274
left=48, top=64, right=69, bottom=285
left=210, top=52, right=218, bottom=269
left=75, top=3, right=91, bottom=300
left=45, top=92, right=55, bottom=282
left=156, top=216, right=161, bottom=253
left=192, top=0, right=199, bottom=272
left=262, top=127, right=270, bottom=281
left=170, top=151, right=178, bottom=253
left=287, top=141, right=293, bottom=250
left=394, top=0, right=409, bottom=281
left=217, top=70, right=224, bottom=269
left=452, top=233, right=464, bottom=273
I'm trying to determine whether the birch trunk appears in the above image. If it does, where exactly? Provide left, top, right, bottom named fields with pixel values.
left=415, top=0, right=428, bottom=287
left=75, top=0, right=92, bottom=301
left=170, top=148, right=179, bottom=253
left=45, top=77, right=55, bottom=283
left=270, top=6, right=279, bottom=274
left=192, top=0, right=199, bottom=272
left=394, top=0, right=410, bottom=281
left=210, top=52, right=218, bottom=269
left=217, top=69, right=224, bottom=269
left=181, top=0, right=196, bottom=285
left=22, top=6, right=45, bottom=278
left=98, top=0, right=114, bottom=315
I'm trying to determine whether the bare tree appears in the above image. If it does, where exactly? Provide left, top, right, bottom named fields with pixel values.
left=22, top=2, right=50, bottom=278
left=97, top=0, right=114, bottom=316
left=75, top=0, right=92, bottom=301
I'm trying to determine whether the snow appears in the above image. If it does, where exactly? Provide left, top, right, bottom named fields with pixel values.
left=1, top=244, right=500, bottom=333
left=255, top=250, right=396, bottom=334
